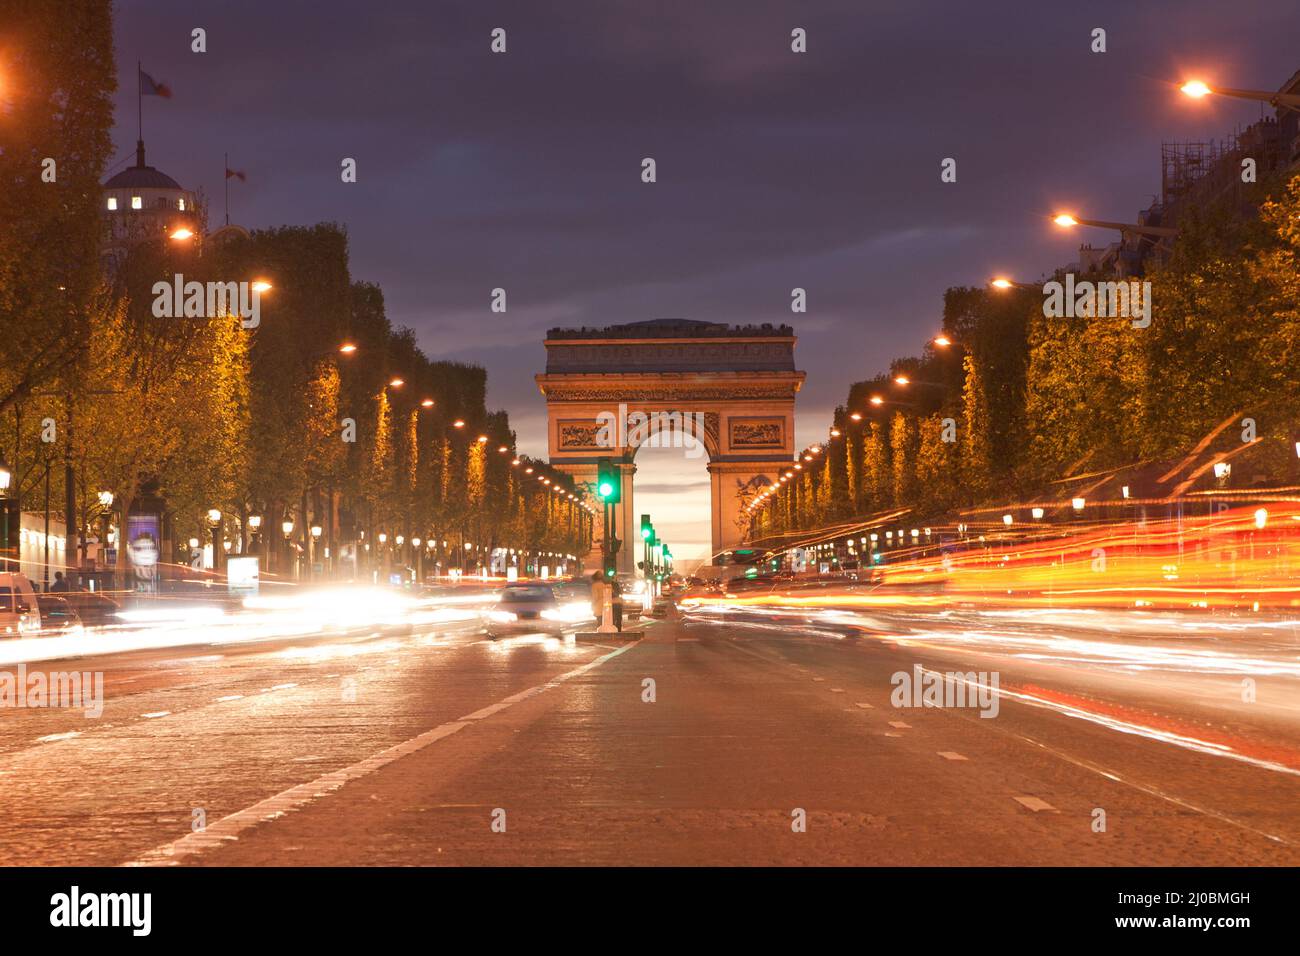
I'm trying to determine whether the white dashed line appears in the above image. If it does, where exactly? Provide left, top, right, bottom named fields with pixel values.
left=37, top=731, right=81, bottom=743
left=214, top=695, right=243, bottom=703
left=1013, top=796, right=1057, bottom=812
left=125, top=641, right=638, bottom=867
left=140, top=711, right=170, bottom=719
left=888, top=720, right=911, bottom=729
left=855, top=702, right=873, bottom=709
left=938, top=751, right=968, bottom=761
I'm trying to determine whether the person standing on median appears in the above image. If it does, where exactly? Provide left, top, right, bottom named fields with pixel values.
left=590, top=572, right=607, bottom=625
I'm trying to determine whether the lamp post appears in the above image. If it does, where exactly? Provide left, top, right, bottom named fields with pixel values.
left=248, top=513, right=262, bottom=557
left=97, top=491, right=114, bottom=586
left=310, top=524, right=322, bottom=580
left=206, top=508, right=223, bottom=574
left=0, top=457, right=12, bottom=574
left=281, top=517, right=295, bottom=579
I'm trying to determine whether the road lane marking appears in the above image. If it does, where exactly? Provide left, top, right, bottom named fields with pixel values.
left=812, top=677, right=825, bottom=682
left=124, top=642, right=638, bottom=867
left=888, top=721, right=911, bottom=729
left=829, top=688, right=845, bottom=693
left=36, top=731, right=81, bottom=743
left=938, top=751, right=968, bottom=761
left=140, top=711, right=170, bottom=719
left=1013, top=796, right=1056, bottom=812
left=214, top=695, right=243, bottom=702
left=855, top=702, right=873, bottom=709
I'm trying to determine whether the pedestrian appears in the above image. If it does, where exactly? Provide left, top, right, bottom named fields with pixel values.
left=589, top=572, right=606, bottom=624
left=610, top=576, right=623, bottom=632
left=50, top=571, right=68, bottom=593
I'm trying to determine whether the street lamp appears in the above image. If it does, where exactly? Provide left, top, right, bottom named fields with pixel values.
left=310, top=524, right=322, bottom=579
left=207, top=508, right=223, bottom=574
left=1179, top=78, right=1300, bottom=111
left=251, top=279, right=272, bottom=294
left=1052, top=211, right=1178, bottom=239
left=169, top=227, right=193, bottom=241
left=933, top=335, right=953, bottom=347
left=248, top=513, right=263, bottom=557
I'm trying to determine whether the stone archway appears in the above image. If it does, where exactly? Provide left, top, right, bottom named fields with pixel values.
left=536, top=319, right=805, bottom=573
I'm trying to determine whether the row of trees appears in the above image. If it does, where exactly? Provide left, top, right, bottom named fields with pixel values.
left=751, top=168, right=1300, bottom=542
left=1, top=0, right=592, bottom=579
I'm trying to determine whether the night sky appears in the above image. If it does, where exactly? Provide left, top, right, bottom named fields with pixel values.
left=110, top=0, right=1300, bottom=563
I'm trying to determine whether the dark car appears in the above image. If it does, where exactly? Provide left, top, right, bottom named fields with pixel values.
left=59, top=589, right=121, bottom=627
left=35, top=595, right=82, bottom=631
left=482, top=584, right=567, bottom=638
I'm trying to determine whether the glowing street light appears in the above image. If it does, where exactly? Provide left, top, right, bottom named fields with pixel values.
left=894, top=375, right=910, bottom=385
left=1052, top=211, right=1177, bottom=239
left=933, top=335, right=952, bottom=347
left=1179, top=78, right=1300, bottom=109
left=339, top=343, right=358, bottom=354
left=250, top=279, right=272, bottom=293
left=169, top=227, right=194, bottom=241
left=388, top=377, right=404, bottom=388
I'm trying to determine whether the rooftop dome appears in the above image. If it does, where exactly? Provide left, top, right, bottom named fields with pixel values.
left=103, top=140, right=184, bottom=191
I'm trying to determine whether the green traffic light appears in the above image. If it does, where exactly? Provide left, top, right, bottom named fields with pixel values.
left=598, top=481, right=614, bottom=498
left=641, top=528, right=651, bottom=539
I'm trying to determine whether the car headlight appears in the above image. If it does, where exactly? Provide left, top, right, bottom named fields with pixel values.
left=487, top=610, right=517, bottom=624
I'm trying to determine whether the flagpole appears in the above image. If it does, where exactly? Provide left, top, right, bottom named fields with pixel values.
left=225, top=153, right=230, bottom=225
left=136, top=60, right=142, bottom=144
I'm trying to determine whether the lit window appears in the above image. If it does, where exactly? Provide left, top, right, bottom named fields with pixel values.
left=131, top=196, right=142, bottom=210
left=178, top=198, right=186, bottom=211
left=106, top=197, right=117, bottom=210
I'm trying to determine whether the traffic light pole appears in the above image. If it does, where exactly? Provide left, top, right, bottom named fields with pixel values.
left=598, top=498, right=617, bottom=633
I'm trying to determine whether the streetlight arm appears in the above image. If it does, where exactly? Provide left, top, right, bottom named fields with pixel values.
left=1213, top=87, right=1300, bottom=111
left=1077, top=217, right=1178, bottom=238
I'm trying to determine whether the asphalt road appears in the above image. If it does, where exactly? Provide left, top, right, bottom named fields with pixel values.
left=2, top=603, right=1298, bottom=866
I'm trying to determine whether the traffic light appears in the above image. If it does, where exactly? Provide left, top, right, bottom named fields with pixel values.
left=640, top=514, right=652, bottom=540
left=602, top=553, right=618, bottom=578
left=596, top=458, right=620, bottom=503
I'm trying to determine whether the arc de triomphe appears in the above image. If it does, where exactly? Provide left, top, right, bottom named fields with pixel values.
left=536, top=319, right=806, bottom=573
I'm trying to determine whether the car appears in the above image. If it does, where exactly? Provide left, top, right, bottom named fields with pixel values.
left=614, top=575, right=647, bottom=620
left=482, top=583, right=572, bottom=638
left=58, top=589, right=121, bottom=627
left=0, top=572, right=42, bottom=636
left=35, top=595, right=82, bottom=632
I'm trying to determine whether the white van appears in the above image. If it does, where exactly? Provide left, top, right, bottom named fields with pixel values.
left=0, top=572, right=42, bottom=636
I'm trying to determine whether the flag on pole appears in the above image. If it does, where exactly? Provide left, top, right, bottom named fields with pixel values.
left=139, top=69, right=172, bottom=98
left=225, top=167, right=246, bottom=181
